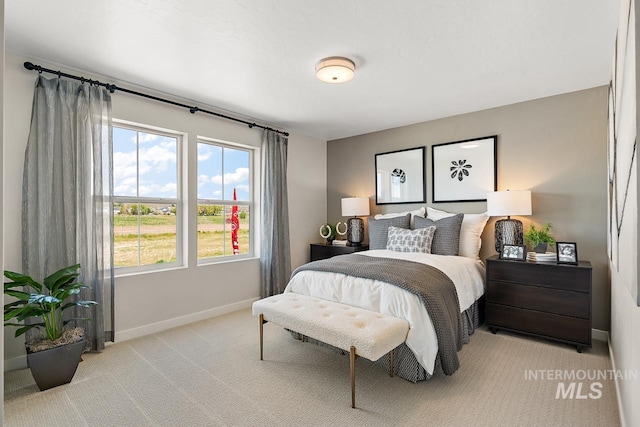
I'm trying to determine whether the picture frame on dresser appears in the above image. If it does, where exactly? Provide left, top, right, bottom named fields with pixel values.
left=499, top=244, right=526, bottom=261
left=375, top=147, right=426, bottom=205
left=557, top=242, right=578, bottom=265
left=431, top=135, right=497, bottom=203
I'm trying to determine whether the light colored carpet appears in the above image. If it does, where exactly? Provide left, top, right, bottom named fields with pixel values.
left=4, top=308, right=620, bottom=427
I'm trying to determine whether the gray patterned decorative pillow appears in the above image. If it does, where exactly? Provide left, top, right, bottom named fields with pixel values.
left=368, top=213, right=411, bottom=249
left=414, top=213, right=463, bottom=256
left=386, top=226, right=436, bottom=253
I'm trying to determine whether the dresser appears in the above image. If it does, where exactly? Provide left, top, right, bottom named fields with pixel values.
left=309, top=243, right=370, bottom=262
left=485, top=255, right=592, bottom=352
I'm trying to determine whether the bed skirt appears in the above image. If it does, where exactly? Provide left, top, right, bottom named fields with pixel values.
left=288, top=299, right=481, bottom=383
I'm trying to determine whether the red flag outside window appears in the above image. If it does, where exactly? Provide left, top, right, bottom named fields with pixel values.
left=232, top=188, right=239, bottom=255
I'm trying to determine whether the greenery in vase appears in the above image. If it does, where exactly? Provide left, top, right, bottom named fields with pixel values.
left=524, top=223, right=556, bottom=247
left=319, top=223, right=337, bottom=242
left=4, top=264, right=97, bottom=341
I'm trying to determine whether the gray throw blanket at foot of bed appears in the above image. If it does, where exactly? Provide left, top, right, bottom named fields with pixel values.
left=291, top=254, right=463, bottom=375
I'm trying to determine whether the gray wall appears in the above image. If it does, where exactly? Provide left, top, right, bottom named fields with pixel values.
left=327, top=86, right=609, bottom=331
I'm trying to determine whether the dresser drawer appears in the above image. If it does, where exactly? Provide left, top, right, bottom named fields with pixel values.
left=487, top=280, right=590, bottom=319
left=487, top=303, right=591, bottom=345
left=486, top=260, right=591, bottom=293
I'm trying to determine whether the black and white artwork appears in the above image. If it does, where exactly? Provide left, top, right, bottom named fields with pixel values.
left=432, top=136, right=497, bottom=202
left=375, top=147, right=426, bottom=205
left=557, top=242, right=578, bottom=265
left=608, top=0, right=639, bottom=305
left=500, top=244, right=526, bottom=261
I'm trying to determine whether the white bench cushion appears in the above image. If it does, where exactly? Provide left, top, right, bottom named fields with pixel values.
left=252, top=293, right=409, bottom=361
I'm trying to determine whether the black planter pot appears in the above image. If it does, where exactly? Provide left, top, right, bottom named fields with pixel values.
left=27, top=338, right=85, bottom=391
left=533, top=243, right=548, bottom=253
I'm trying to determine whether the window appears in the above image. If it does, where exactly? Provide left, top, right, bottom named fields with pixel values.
left=197, top=138, right=253, bottom=261
left=113, top=122, right=181, bottom=271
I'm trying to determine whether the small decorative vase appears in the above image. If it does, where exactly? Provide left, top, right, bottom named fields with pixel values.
left=534, top=243, right=548, bottom=253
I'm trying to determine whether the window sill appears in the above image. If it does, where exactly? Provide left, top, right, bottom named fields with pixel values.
left=114, top=264, right=187, bottom=278
left=197, top=256, right=259, bottom=267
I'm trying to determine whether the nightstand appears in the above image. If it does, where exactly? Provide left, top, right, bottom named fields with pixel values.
left=485, top=255, right=592, bottom=352
left=309, top=243, right=370, bottom=262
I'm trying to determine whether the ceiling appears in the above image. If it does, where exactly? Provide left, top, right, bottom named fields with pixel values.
left=5, top=1, right=620, bottom=141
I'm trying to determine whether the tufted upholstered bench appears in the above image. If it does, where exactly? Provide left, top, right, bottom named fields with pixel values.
left=252, top=292, right=410, bottom=408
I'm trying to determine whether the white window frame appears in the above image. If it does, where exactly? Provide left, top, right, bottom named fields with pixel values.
left=112, top=119, right=185, bottom=275
left=196, top=136, right=257, bottom=265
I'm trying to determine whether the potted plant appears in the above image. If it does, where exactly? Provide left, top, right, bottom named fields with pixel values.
left=319, top=223, right=337, bottom=244
left=524, top=223, right=555, bottom=253
left=4, top=264, right=97, bottom=390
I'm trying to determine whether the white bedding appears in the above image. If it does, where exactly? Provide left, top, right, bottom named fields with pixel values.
left=284, top=249, right=486, bottom=374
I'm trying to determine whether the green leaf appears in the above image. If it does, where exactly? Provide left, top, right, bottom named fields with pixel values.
left=76, top=301, right=97, bottom=307
left=4, top=290, right=31, bottom=301
left=3, top=300, right=24, bottom=311
left=4, top=322, right=44, bottom=337
left=3, top=270, right=42, bottom=293
left=4, top=308, right=25, bottom=321
left=61, top=301, right=98, bottom=311
left=5, top=304, right=48, bottom=321
left=14, top=324, right=42, bottom=337
left=63, top=317, right=91, bottom=326
left=4, top=322, right=25, bottom=327
left=43, top=264, right=81, bottom=293
left=28, top=294, right=61, bottom=305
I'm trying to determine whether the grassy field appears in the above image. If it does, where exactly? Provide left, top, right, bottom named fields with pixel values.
left=114, top=214, right=250, bottom=267
left=115, top=214, right=234, bottom=226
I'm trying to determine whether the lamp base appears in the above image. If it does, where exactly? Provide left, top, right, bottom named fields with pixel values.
left=495, top=218, right=524, bottom=253
left=346, top=217, right=364, bottom=247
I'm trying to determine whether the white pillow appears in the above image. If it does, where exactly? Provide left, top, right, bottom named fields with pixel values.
left=374, top=207, right=425, bottom=228
left=426, top=207, right=489, bottom=260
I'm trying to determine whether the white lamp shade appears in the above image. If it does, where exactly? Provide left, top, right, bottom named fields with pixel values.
left=341, top=197, right=370, bottom=217
left=487, top=190, right=532, bottom=216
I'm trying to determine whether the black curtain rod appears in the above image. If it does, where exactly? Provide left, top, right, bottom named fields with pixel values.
left=23, top=61, right=289, bottom=137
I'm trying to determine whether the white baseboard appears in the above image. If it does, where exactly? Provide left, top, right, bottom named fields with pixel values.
left=115, top=297, right=259, bottom=343
left=592, top=328, right=609, bottom=342
left=5, top=355, right=27, bottom=372
left=608, top=335, right=627, bottom=427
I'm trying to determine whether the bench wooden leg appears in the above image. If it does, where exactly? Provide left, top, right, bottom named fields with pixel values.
left=259, top=314, right=264, bottom=361
left=389, top=349, right=394, bottom=377
left=350, top=346, right=356, bottom=409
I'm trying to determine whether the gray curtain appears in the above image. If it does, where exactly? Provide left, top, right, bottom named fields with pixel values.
left=260, top=130, right=291, bottom=297
left=22, top=76, right=114, bottom=350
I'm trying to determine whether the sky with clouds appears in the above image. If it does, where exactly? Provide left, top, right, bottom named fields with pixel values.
left=197, top=143, right=250, bottom=201
left=113, top=127, right=250, bottom=201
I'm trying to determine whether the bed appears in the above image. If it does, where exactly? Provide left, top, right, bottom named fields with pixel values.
left=284, top=207, right=489, bottom=382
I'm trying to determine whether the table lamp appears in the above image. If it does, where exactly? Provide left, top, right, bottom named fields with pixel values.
left=487, top=190, right=532, bottom=253
left=341, top=197, right=370, bottom=247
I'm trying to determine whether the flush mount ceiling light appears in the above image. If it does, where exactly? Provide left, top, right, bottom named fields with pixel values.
left=315, top=57, right=355, bottom=83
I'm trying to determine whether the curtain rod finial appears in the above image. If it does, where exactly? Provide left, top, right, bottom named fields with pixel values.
left=24, top=62, right=35, bottom=70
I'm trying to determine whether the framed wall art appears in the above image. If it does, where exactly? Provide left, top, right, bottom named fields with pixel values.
left=431, top=135, right=497, bottom=203
left=557, top=242, right=578, bottom=265
left=499, top=244, right=526, bottom=261
left=375, top=147, right=426, bottom=205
